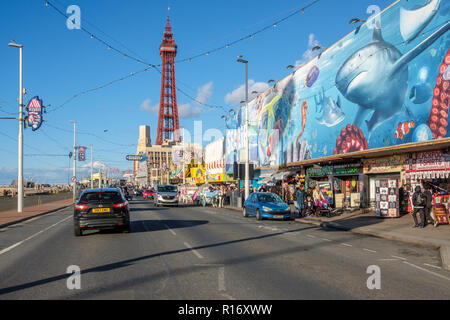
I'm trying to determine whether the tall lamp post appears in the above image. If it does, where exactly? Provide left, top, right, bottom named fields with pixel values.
left=8, top=40, right=24, bottom=213
left=237, top=56, right=250, bottom=201
left=90, top=144, right=94, bottom=189
left=69, top=120, right=77, bottom=201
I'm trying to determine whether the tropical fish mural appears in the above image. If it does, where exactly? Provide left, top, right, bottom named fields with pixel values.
left=225, top=0, right=450, bottom=168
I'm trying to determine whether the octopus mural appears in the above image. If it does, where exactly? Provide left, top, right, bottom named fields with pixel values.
left=428, top=49, right=450, bottom=139
left=225, top=0, right=450, bottom=168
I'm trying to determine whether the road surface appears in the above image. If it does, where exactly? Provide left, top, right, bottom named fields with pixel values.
left=0, top=198, right=449, bottom=299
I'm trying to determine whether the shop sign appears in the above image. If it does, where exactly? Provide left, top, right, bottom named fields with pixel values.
left=405, top=151, right=450, bottom=172
left=333, top=164, right=362, bottom=175
left=190, top=167, right=205, bottom=184
left=363, top=155, right=405, bottom=174
left=306, top=166, right=332, bottom=177
left=318, top=181, right=334, bottom=205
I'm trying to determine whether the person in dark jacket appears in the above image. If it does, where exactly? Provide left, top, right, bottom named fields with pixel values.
left=412, top=185, right=426, bottom=228
left=423, top=185, right=437, bottom=227
left=295, top=184, right=307, bottom=217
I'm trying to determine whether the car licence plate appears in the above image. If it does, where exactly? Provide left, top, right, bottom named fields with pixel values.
left=92, top=208, right=110, bottom=213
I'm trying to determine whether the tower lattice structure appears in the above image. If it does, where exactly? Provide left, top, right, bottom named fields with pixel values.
left=156, top=16, right=180, bottom=145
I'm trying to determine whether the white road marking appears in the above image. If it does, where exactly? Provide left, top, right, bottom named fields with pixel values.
left=184, top=242, right=204, bottom=259
left=0, top=215, right=72, bottom=256
left=307, top=235, right=316, bottom=239
left=424, top=263, right=442, bottom=270
left=378, top=258, right=399, bottom=261
left=363, top=248, right=377, bottom=253
left=164, top=224, right=177, bottom=236
left=218, top=266, right=226, bottom=292
left=341, top=243, right=353, bottom=247
left=391, top=255, right=407, bottom=261
left=320, top=238, right=332, bottom=242
left=220, top=293, right=236, bottom=300
left=403, top=261, right=450, bottom=281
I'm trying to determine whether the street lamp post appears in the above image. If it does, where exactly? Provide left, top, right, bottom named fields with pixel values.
left=237, top=56, right=250, bottom=201
left=70, top=120, right=77, bottom=201
left=8, top=41, right=24, bottom=213
left=90, top=144, right=94, bottom=189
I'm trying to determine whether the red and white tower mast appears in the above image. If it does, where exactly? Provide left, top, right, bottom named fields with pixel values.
left=156, top=15, right=180, bottom=145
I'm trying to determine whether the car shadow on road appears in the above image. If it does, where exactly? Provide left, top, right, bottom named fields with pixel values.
left=130, top=207, right=168, bottom=212
left=131, top=219, right=209, bottom=233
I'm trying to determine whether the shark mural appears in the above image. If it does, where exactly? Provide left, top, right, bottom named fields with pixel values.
left=314, top=87, right=345, bottom=127
left=335, top=20, right=449, bottom=133
left=225, top=0, right=450, bottom=168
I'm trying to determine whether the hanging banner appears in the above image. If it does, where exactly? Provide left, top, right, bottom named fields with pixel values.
left=26, top=96, right=44, bottom=131
left=78, top=146, right=86, bottom=162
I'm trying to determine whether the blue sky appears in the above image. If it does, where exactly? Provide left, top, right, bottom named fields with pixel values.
left=0, top=0, right=394, bottom=185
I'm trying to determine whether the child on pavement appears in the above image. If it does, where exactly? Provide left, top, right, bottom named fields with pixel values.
left=305, top=194, right=315, bottom=217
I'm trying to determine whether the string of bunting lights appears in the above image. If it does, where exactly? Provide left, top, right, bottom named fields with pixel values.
left=44, top=0, right=322, bottom=67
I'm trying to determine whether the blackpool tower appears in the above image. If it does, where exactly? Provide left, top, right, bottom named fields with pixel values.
left=156, top=15, right=181, bottom=145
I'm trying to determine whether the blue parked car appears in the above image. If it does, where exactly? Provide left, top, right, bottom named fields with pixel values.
left=243, top=192, right=291, bottom=221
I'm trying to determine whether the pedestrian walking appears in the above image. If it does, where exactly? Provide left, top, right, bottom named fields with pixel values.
left=423, top=185, right=438, bottom=227
left=412, top=185, right=426, bottom=228
left=295, top=184, right=307, bottom=218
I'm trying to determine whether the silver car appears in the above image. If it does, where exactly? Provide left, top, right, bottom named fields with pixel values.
left=154, top=185, right=179, bottom=207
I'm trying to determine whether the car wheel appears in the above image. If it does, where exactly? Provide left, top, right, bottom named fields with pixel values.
left=74, top=226, right=83, bottom=237
left=122, top=224, right=131, bottom=233
left=243, top=207, right=248, bottom=218
left=256, top=209, right=262, bottom=221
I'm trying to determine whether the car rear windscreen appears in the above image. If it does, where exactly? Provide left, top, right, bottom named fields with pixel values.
left=79, top=192, right=122, bottom=203
left=158, top=186, right=177, bottom=192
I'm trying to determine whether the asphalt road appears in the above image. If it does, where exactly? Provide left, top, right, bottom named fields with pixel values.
left=0, top=198, right=449, bottom=300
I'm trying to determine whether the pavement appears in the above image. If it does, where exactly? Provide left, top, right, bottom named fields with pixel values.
left=1, top=199, right=449, bottom=299
left=0, top=198, right=74, bottom=229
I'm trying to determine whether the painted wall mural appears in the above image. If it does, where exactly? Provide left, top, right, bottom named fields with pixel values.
left=225, top=0, right=450, bottom=168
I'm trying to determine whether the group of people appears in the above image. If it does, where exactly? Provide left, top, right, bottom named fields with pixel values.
left=409, top=184, right=438, bottom=228
left=292, top=184, right=326, bottom=217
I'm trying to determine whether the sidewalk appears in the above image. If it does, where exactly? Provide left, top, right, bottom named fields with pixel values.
left=0, top=198, right=74, bottom=228
left=294, top=209, right=450, bottom=271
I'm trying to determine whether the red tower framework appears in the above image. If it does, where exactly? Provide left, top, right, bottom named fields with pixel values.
left=156, top=16, right=180, bottom=145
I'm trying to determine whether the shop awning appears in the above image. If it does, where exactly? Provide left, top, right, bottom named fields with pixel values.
left=259, top=171, right=290, bottom=184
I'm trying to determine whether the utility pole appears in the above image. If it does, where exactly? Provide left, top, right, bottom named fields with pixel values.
left=182, top=127, right=186, bottom=185
left=9, top=41, right=24, bottom=212
left=70, top=120, right=77, bottom=201
left=90, top=144, right=93, bottom=189
left=237, top=56, right=250, bottom=201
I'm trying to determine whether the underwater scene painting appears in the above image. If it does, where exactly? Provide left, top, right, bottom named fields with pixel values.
left=225, top=0, right=450, bottom=168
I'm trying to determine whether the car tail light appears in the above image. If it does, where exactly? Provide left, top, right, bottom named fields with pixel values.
left=113, top=202, right=127, bottom=208
left=75, top=204, right=89, bottom=210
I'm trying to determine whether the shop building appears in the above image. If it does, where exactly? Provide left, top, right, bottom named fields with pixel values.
left=305, top=163, right=365, bottom=209
left=363, top=154, right=405, bottom=217
left=405, top=150, right=450, bottom=193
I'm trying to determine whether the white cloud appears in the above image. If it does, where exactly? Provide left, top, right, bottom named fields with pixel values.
left=225, top=80, right=269, bottom=106
left=178, top=103, right=202, bottom=119
left=80, top=161, right=107, bottom=170
left=139, top=98, right=159, bottom=114
left=295, top=33, right=321, bottom=67
left=195, top=81, right=213, bottom=105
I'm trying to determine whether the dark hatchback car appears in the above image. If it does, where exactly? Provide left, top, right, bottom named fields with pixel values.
left=74, top=188, right=131, bottom=236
